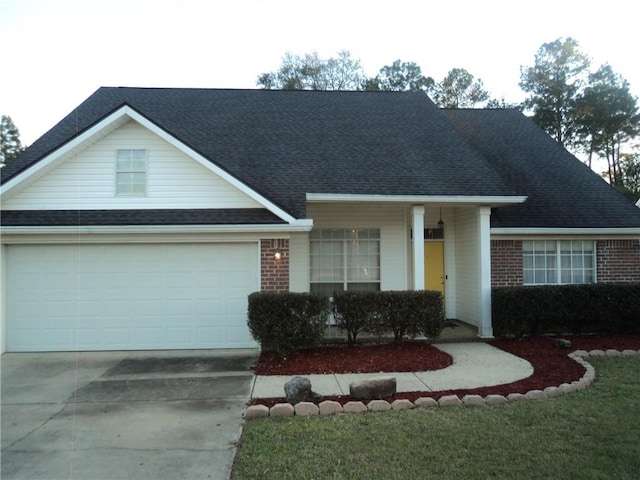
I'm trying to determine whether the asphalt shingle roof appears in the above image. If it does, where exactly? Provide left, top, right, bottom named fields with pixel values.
left=0, top=209, right=284, bottom=227
left=1, top=88, right=516, bottom=220
left=3, top=87, right=639, bottom=229
left=443, top=109, right=640, bottom=229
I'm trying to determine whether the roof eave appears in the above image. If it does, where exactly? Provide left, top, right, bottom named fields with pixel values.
left=0, top=221, right=313, bottom=237
left=306, top=193, right=527, bottom=207
left=491, top=227, right=640, bottom=236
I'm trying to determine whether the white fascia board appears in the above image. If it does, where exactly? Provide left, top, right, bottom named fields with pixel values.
left=1, top=106, right=300, bottom=226
left=0, top=221, right=313, bottom=237
left=125, top=108, right=299, bottom=225
left=306, top=193, right=528, bottom=206
left=491, top=227, right=640, bottom=236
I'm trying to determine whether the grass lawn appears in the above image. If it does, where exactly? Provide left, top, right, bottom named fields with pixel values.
left=232, top=356, right=640, bottom=480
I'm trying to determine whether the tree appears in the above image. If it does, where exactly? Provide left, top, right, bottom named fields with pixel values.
left=486, top=97, right=521, bottom=109
left=574, top=64, right=639, bottom=182
left=257, top=50, right=365, bottom=91
left=520, top=37, right=591, bottom=147
left=364, top=59, right=434, bottom=93
left=617, top=153, right=640, bottom=202
left=432, top=68, right=490, bottom=108
left=0, top=115, right=24, bottom=164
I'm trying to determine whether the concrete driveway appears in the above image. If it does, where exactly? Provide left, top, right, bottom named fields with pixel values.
left=1, top=349, right=258, bottom=480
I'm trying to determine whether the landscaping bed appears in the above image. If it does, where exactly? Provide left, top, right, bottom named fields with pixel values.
left=250, top=333, right=640, bottom=408
left=253, top=340, right=453, bottom=375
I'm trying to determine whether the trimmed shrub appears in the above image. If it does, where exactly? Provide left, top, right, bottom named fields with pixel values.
left=333, top=290, right=444, bottom=344
left=247, top=292, right=330, bottom=356
left=492, top=283, right=640, bottom=337
left=332, top=291, right=380, bottom=346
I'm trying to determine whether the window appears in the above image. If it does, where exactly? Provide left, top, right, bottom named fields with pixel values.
left=116, top=149, right=147, bottom=195
left=310, top=229, right=380, bottom=296
left=523, top=240, right=595, bottom=285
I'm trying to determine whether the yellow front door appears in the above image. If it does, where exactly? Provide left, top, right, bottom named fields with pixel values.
left=424, top=241, right=445, bottom=295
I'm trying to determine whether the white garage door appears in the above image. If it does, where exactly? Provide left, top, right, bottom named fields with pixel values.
left=6, top=243, right=259, bottom=352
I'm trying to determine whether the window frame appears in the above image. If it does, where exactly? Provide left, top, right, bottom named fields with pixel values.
left=115, top=149, right=148, bottom=196
left=309, top=228, right=381, bottom=295
left=522, top=240, right=596, bottom=286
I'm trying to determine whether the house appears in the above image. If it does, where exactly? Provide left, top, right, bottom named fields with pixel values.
left=1, top=87, right=639, bottom=353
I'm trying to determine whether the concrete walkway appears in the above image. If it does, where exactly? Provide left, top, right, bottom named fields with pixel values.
left=250, top=342, right=534, bottom=399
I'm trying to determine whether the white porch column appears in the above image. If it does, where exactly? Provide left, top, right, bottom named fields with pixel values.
left=477, top=206, right=493, bottom=338
left=412, top=205, right=425, bottom=290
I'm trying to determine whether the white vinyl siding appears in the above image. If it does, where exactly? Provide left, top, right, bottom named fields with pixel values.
left=523, top=240, right=595, bottom=285
left=2, top=120, right=262, bottom=210
left=454, top=207, right=480, bottom=326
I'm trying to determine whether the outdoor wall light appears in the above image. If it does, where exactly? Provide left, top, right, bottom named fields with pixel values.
left=438, top=208, right=444, bottom=230
left=274, top=251, right=283, bottom=261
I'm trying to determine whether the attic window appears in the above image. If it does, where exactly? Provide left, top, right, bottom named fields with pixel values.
left=116, top=149, right=147, bottom=196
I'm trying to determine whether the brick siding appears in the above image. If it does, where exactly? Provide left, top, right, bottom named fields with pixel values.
left=491, top=240, right=523, bottom=287
left=596, top=239, right=640, bottom=283
left=260, top=239, right=290, bottom=292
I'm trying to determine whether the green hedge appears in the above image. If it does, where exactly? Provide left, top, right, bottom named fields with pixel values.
left=333, top=290, right=444, bottom=344
left=332, top=291, right=380, bottom=346
left=492, top=283, right=640, bottom=337
left=247, top=292, right=330, bottom=356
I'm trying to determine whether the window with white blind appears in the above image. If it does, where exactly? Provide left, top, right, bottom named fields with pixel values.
left=116, top=149, right=147, bottom=196
left=310, top=229, right=380, bottom=296
left=523, top=240, right=595, bottom=285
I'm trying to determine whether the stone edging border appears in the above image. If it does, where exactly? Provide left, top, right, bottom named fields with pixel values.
left=244, top=348, right=640, bottom=419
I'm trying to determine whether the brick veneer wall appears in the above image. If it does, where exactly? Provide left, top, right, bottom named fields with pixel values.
left=596, top=239, right=640, bottom=283
left=260, top=239, right=290, bottom=292
left=491, top=240, right=523, bottom=287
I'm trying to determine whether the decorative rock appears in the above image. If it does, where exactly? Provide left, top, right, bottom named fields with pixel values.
left=543, top=386, right=563, bottom=398
left=589, top=349, right=605, bottom=357
left=583, top=367, right=595, bottom=382
left=553, top=338, right=572, bottom=350
left=391, top=399, right=414, bottom=410
left=245, top=405, right=269, bottom=419
left=343, top=401, right=367, bottom=414
left=507, top=393, right=527, bottom=402
left=525, top=390, right=547, bottom=400
left=576, top=378, right=591, bottom=390
left=462, top=394, right=486, bottom=407
left=295, top=402, right=319, bottom=416
left=438, top=395, right=462, bottom=407
left=605, top=349, right=622, bottom=357
left=559, top=383, right=578, bottom=394
left=484, top=395, right=508, bottom=406
left=367, top=400, right=391, bottom=412
left=414, top=397, right=438, bottom=408
left=318, top=400, right=343, bottom=416
left=349, top=377, right=396, bottom=400
left=571, top=350, right=590, bottom=358
left=284, top=376, right=323, bottom=405
left=622, top=349, right=638, bottom=356
left=270, top=402, right=295, bottom=417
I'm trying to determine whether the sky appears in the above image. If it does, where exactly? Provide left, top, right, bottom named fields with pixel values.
left=1, top=0, right=639, bottom=148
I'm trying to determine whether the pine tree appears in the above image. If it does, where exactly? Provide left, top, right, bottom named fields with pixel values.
left=0, top=115, right=25, bottom=165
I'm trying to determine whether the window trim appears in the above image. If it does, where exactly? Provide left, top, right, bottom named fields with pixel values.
left=522, top=239, right=596, bottom=286
left=115, top=149, right=148, bottom=196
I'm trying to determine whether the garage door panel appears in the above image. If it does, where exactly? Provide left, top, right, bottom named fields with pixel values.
left=7, top=243, right=259, bottom=351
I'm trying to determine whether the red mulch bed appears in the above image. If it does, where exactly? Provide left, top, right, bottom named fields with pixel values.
left=250, top=333, right=640, bottom=408
left=253, top=341, right=453, bottom=375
